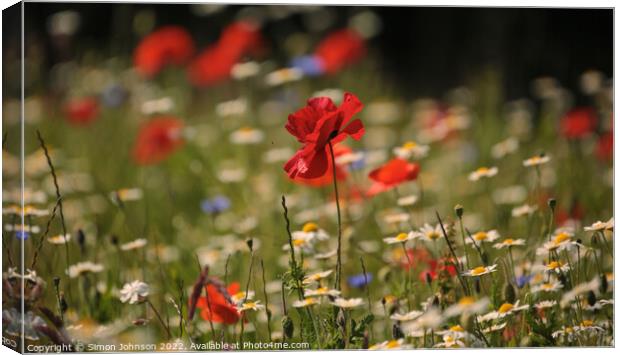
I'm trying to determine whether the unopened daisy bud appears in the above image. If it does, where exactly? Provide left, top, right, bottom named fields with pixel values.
left=392, top=323, right=404, bottom=339
left=77, top=229, right=86, bottom=251
left=503, top=283, right=517, bottom=304
left=599, top=274, right=608, bottom=293
left=425, top=272, right=433, bottom=286
left=53, top=277, right=60, bottom=289
left=474, top=278, right=481, bottom=294
left=587, top=291, right=596, bottom=306
left=282, top=315, right=294, bottom=339
left=548, top=198, right=556, bottom=211
left=454, top=204, right=464, bottom=218
left=110, top=234, right=119, bottom=246
left=246, top=238, right=254, bottom=251
left=59, top=292, right=68, bottom=313
left=576, top=238, right=583, bottom=245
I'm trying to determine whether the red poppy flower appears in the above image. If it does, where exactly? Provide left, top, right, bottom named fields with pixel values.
left=560, top=108, right=597, bottom=139
left=64, top=97, right=99, bottom=126
left=132, top=117, right=185, bottom=165
left=596, top=132, right=613, bottom=161
left=292, top=144, right=351, bottom=187
left=196, top=283, right=239, bottom=325
left=284, top=93, right=365, bottom=180
left=134, top=26, right=195, bottom=78
left=187, top=44, right=240, bottom=87
left=188, top=21, right=263, bottom=87
left=367, top=158, right=420, bottom=196
left=314, top=29, right=366, bottom=74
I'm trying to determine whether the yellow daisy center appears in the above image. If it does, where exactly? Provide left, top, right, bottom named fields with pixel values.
left=473, top=232, right=488, bottom=241
left=402, top=141, right=417, bottom=149
left=547, top=261, right=562, bottom=269
left=581, top=320, right=594, bottom=327
left=471, top=266, right=488, bottom=276
left=476, top=167, right=490, bottom=174
left=503, top=238, right=514, bottom=245
left=498, top=303, right=514, bottom=314
left=395, top=232, right=409, bottom=242
left=385, top=340, right=400, bottom=349
left=450, top=325, right=464, bottom=332
left=383, top=295, right=397, bottom=304
left=427, top=231, right=440, bottom=240
left=541, top=283, right=553, bottom=290
left=293, top=239, right=307, bottom=247
left=565, top=327, right=574, bottom=333
left=316, top=287, right=328, bottom=294
left=553, top=232, right=570, bottom=245
left=302, top=222, right=319, bottom=233
left=244, top=301, right=256, bottom=309
left=459, top=296, right=475, bottom=305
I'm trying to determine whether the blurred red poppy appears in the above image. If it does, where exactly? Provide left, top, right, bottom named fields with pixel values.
left=188, top=21, right=263, bottom=87
left=314, top=29, right=366, bottom=74
left=284, top=93, right=365, bottom=180
left=596, top=132, right=613, bottom=161
left=367, top=158, right=420, bottom=196
left=64, top=97, right=99, bottom=126
left=134, top=26, right=195, bottom=78
left=560, top=108, right=597, bottom=139
left=132, top=117, right=184, bottom=165
left=196, top=282, right=240, bottom=325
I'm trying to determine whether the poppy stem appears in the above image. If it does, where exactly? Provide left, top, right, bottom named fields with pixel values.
left=328, top=140, right=343, bottom=291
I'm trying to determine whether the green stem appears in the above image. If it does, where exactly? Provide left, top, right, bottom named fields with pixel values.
left=328, top=140, right=343, bottom=291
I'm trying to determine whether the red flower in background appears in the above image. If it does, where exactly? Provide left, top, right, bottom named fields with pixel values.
left=560, top=108, right=597, bottom=139
left=367, top=158, right=420, bottom=196
left=596, top=132, right=613, bottom=161
left=64, top=97, right=99, bottom=126
left=132, top=117, right=185, bottom=165
left=284, top=93, right=365, bottom=179
left=314, top=29, right=366, bottom=74
left=134, top=26, right=195, bottom=78
left=196, top=282, right=240, bottom=325
left=188, top=21, right=263, bottom=87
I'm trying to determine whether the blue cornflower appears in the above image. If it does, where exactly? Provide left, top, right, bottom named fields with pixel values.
left=515, top=274, right=533, bottom=288
left=201, top=196, right=231, bottom=214
left=347, top=272, right=372, bottom=288
left=290, top=55, right=324, bottom=76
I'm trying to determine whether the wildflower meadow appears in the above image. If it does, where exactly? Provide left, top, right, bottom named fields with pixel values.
left=1, top=3, right=614, bottom=352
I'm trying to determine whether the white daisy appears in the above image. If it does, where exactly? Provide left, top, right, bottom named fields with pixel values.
left=531, top=281, right=563, bottom=293
left=390, top=310, right=423, bottom=322
left=397, top=194, right=418, bottom=207
left=493, top=238, right=526, bottom=249
left=331, top=297, right=364, bottom=309
left=393, top=141, right=430, bottom=159
left=119, top=280, right=149, bottom=304
left=229, top=127, right=265, bottom=145
left=292, top=298, right=319, bottom=308
left=443, top=296, right=489, bottom=317
left=462, top=264, right=498, bottom=277
left=477, top=301, right=529, bottom=322
left=584, top=218, right=613, bottom=232
left=265, top=68, right=303, bottom=86
left=413, top=223, right=444, bottom=242
left=383, top=231, right=417, bottom=245
left=466, top=230, right=500, bottom=245
left=120, top=238, right=148, bottom=251
left=304, top=287, right=341, bottom=298
left=523, top=154, right=550, bottom=167
left=66, top=261, right=104, bottom=278
left=238, top=300, right=264, bottom=313
left=468, top=166, right=498, bottom=181
left=512, top=204, right=538, bottom=217
left=491, top=137, right=519, bottom=159
left=302, top=270, right=333, bottom=285
left=47, top=234, right=71, bottom=245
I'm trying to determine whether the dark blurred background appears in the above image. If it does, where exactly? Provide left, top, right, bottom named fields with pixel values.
left=7, top=3, right=614, bottom=100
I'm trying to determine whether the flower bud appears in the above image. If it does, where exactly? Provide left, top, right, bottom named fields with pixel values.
left=282, top=315, right=294, bottom=339
left=548, top=198, right=556, bottom=211
left=454, top=204, right=464, bottom=218
left=599, top=274, right=608, bottom=294
left=392, top=323, right=404, bottom=339
left=503, top=283, right=517, bottom=304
